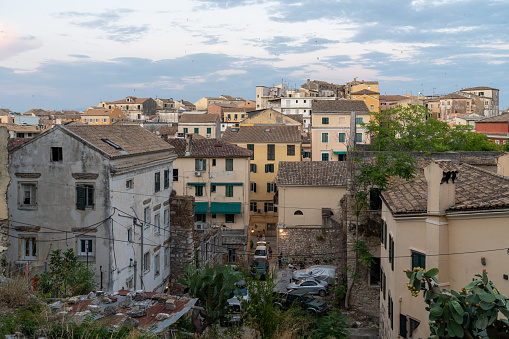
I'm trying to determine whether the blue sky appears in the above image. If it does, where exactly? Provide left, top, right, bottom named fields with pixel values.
left=1, top=0, right=508, bottom=112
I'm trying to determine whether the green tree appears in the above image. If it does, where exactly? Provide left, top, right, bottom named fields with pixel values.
left=406, top=268, right=509, bottom=338
left=178, top=263, right=241, bottom=335
left=37, top=249, right=96, bottom=298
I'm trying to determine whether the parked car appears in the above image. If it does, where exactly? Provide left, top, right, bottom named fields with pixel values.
left=273, top=290, right=330, bottom=315
left=286, top=278, right=329, bottom=297
left=251, top=258, right=270, bottom=280
left=256, top=241, right=268, bottom=247
left=233, top=279, right=249, bottom=302
left=220, top=297, right=243, bottom=326
left=254, top=245, right=268, bottom=260
left=292, top=265, right=337, bottom=285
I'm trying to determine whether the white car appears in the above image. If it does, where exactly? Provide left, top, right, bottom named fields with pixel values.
left=256, top=241, right=267, bottom=247
left=254, top=245, right=268, bottom=260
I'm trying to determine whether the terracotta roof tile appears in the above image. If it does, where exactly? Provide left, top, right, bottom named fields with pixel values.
left=351, top=89, right=380, bottom=95
left=179, top=114, right=219, bottom=123
left=461, top=86, right=498, bottom=91
left=312, top=99, right=369, bottom=113
left=82, top=108, right=115, bottom=116
left=222, top=126, right=301, bottom=143
left=156, top=126, right=178, bottom=135
left=382, top=163, right=509, bottom=214
left=477, top=113, right=509, bottom=122
left=167, top=138, right=252, bottom=157
left=277, top=161, right=348, bottom=186
left=380, top=95, right=409, bottom=102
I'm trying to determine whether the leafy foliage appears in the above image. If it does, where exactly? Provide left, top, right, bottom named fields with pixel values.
left=178, top=263, right=241, bottom=334
left=353, top=240, right=375, bottom=267
left=406, top=268, right=509, bottom=338
left=37, top=249, right=96, bottom=298
left=311, top=310, right=350, bottom=339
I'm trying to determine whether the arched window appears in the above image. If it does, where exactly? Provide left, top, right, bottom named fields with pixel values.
left=294, top=210, right=303, bottom=215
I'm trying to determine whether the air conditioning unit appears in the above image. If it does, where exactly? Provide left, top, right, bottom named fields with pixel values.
left=194, top=171, right=201, bottom=177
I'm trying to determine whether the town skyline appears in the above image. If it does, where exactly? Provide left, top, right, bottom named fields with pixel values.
left=1, top=0, right=508, bottom=112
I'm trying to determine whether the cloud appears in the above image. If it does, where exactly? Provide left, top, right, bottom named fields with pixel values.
left=0, top=29, right=43, bottom=61
left=69, top=54, right=90, bottom=59
left=257, top=36, right=340, bottom=55
left=53, top=9, right=149, bottom=42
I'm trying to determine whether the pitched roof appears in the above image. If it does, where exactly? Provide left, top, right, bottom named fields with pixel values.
left=277, top=161, right=348, bottom=186
left=156, top=126, right=178, bottom=135
left=64, top=125, right=174, bottom=158
left=0, top=109, right=11, bottom=116
left=222, top=126, right=301, bottom=143
left=0, top=123, right=40, bottom=133
left=241, top=109, right=301, bottom=126
left=351, top=89, right=380, bottom=95
left=440, top=93, right=469, bottom=100
left=82, top=108, right=115, bottom=116
left=382, top=163, right=509, bottom=215
left=105, top=97, right=152, bottom=105
left=311, top=100, right=369, bottom=113
left=461, top=86, right=498, bottom=91
left=286, top=114, right=304, bottom=124
left=179, top=114, right=218, bottom=124
left=476, top=113, right=509, bottom=122
left=166, top=138, right=252, bottom=158
left=380, top=95, right=409, bottom=102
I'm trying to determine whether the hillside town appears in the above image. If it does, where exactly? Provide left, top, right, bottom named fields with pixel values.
left=1, top=78, right=509, bottom=338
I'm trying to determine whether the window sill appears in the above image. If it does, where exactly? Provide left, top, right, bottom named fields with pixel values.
left=18, top=206, right=37, bottom=211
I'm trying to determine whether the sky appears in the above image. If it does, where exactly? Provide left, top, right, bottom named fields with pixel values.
left=1, top=0, right=508, bottom=112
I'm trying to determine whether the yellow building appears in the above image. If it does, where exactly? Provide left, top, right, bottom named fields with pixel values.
left=346, top=79, right=379, bottom=98
left=222, top=125, right=302, bottom=236
left=380, top=160, right=509, bottom=338
left=350, top=89, right=380, bottom=113
left=240, top=108, right=302, bottom=130
left=178, top=113, right=221, bottom=138
left=310, top=100, right=370, bottom=161
left=81, top=107, right=126, bottom=125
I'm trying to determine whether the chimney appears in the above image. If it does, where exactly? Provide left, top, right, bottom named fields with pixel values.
left=185, top=134, right=193, bottom=156
left=424, top=160, right=458, bottom=215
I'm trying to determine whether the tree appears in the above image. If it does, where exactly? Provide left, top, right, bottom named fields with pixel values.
left=406, top=267, right=509, bottom=338
left=178, top=263, right=241, bottom=335
left=37, top=249, right=96, bottom=298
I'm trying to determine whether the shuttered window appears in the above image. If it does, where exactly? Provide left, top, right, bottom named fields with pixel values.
left=154, top=172, right=161, bottom=192
left=164, top=169, right=170, bottom=189
left=267, top=144, right=275, bottom=160
left=76, top=184, right=94, bottom=210
left=399, top=314, right=407, bottom=338
left=247, top=144, right=254, bottom=160
left=411, top=251, right=426, bottom=270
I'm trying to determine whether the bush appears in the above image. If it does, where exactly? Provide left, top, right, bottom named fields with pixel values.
left=0, top=276, right=30, bottom=307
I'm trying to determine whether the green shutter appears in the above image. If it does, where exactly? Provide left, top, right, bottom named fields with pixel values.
left=400, top=314, right=407, bottom=338
left=76, top=186, right=86, bottom=210
left=194, top=128, right=199, bottom=133
left=195, top=159, right=199, bottom=171
left=207, top=127, right=211, bottom=134
left=391, top=238, right=395, bottom=271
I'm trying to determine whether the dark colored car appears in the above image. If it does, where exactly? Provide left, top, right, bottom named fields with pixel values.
left=273, top=290, right=330, bottom=315
left=251, top=258, right=270, bottom=280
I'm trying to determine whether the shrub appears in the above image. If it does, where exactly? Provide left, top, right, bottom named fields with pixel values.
left=0, top=276, right=30, bottom=307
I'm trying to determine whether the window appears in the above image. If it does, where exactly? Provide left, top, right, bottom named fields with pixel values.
left=143, top=252, right=150, bottom=273
left=127, top=228, right=133, bottom=243
left=212, top=159, right=216, bottom=166
left=250, top=164, right=257, bottom=173
left=321, top=152, right=329, bottom=162
left=370, top=188, right=382, bottom=210
left=79, top=238, right=94, bottom=256
left=164, top=209, right=169, bottom=231
left=225, top=159, right=233, bottom=171
left=102, top=118, right=108, bottom=123
left=195, top=159, right=206, bottom=171
left=195, top=213, right=206, bottom=222
left=411, top=251, right=426, bottom=270
left=321, top=132, right=329, bottom=143
left=389, top=234, right=394, bottom=271
left=370, top=105, right=374, bottom=110
left=267, top=144, right=275, bottom=160
left=225, top=185, right=233, bottom=197
left=228, top=249, right=236, bottom=263
left=164, top=247, right=169, bottom=267
left=19, top=183, right=37, bottom=209
left=267, top=182, right=276, bottom=192
left=183, top=128, right=188, bottom=134
left=144, top=207, right=150, bottom=228
left=247, top=144, right=254, bottom=160
left=154, top=172, right=161, bottom=192
left=400, top=314, right=407, bottom=338
left=381, top=268, right=386, bottom=300
left=76, top=184, right=94, bottom=210
left=369, top=257, right=381, bottom=286
left=206, top=127, right=211, bottom=134
left=250, top=201, right=257, bottom=212
left=294, top=210, right=303, bottom=215
left=355, top=133, right=363, bottom=143
left=287, top=145, right=295, bottom=156
left=22, top=236, right=37, bottom=259
left=194, top=128, right=199, bottom=134
left=51, top=147, right=63, bottom=162
left=322, top=117, right=329, bottom=125
left=173, top=169, right=179, bottom=181
left=126, top=179, right=134, bottom=190
left=164, top=169, right=170, bottom=189
left=154, top=254, right=160, bottom=276
left=250, top=182, right=256, bottom=192
left=389, top=292, right=394, bottom=329
left=409, top=318, right=420, bottom=337
left=154, top=213, right=160, bottom=234
left=356, top=117, right=363, bottom=124
left=210, top=184, right=216, bottom=193
left=265, top=164, right=274, bottom=173
left=264, top=202, right=277, bottom=212
left=338, top=133, right=346, bottom=143
left=303, top=151, right=311, bottom=158
left=195, top=186, right=203, bottom=196
left=225, top=214, right=235, bottom=223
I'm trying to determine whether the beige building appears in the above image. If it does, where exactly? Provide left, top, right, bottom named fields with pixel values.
left=222, top=125, right=302, bottom=236
left=178, top=113, right=221, bottom=138
left=240, top=109, right=302, bottom=130
left=346, top=79, right=379, bottom=98
left=81, top=107, right=126, bottom=125
left=100, top=96, right=157, bottom=120
left=0, top=123, right=41, bottom=139
left=276, top=161, right=347, bottom=227
left=380, top=160, right=509, bottom=338
left=311, top=99, right=370, bottom=161
left=459, top=86, right=499, bottom=117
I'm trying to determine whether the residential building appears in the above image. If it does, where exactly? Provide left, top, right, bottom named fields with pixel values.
left=155, top=98, right=175, bottom=111
left=437, top=93, right=484, bottom=122
left=7, top=125, right=176, bottom=292
left=0, top=123, right=41, bottom=139
left=240, top=109, right=301, bottom=130
left=475, top=113, right=509, bottom=145
left=380, top=160, right=509, bottom=338
left=174, top=100, right=196, bottom=112
left=100, top=96, right=157, bottom=120
left=351, top=89, right=380, bottom=113
left=310, top=99, right=370, bottom=161
left=222, top=125, right=301, bottom=236
left=155, top=98, right=179, bottom=123
left=276, top=161, right=347, bottom=227
left=255, top=85, right=284, bottom=110
left=300, top=79, right=345, bottom=98
left=194, top=96, right=245, bottom=111
left=81, top=107, right=126, bottom=125
left=346, top=79, right=379, bottom=98
left=178, top=113, right=221, bottom=138
left=459, top=86, right=499, bottom=117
